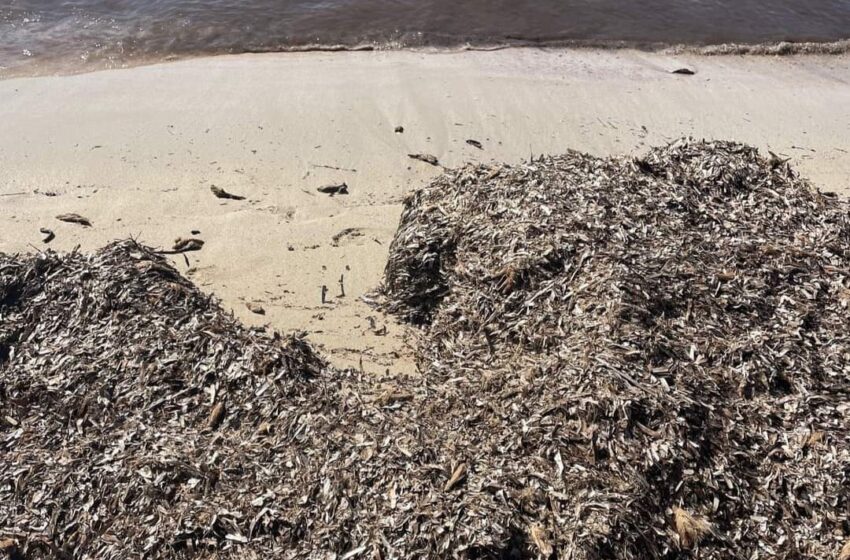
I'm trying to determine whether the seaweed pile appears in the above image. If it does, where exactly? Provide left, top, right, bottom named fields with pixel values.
left=0, top=242, right=371, bottom=559
left=380, top=140, right=849, bottom=559
left=2, top=140, right=849, bottom=559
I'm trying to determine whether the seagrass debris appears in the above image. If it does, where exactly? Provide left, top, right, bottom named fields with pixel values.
left=38, top=228, right=54, bottom=244
left=2, top=240, right=544, bottom=559
left=1, top=241, right=364, bottom=559
left=1, top=139, right=848, bottom=560
left=55, top=213, right=91, bottom=227
left=317, top=183, right=349, bottom=196
left=408, top=153, right=440, bottom=166
left=377, top=139, right=850, bottom=559
left=210, top=185, right=245, bottom=200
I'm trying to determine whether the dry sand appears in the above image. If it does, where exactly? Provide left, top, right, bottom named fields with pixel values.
left=1, top=49, right=848, bottom=373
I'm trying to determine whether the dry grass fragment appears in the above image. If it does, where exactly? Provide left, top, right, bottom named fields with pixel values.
left=673, top=507, right=711, bottom=548
left=529, top=525, right=553, bottom=557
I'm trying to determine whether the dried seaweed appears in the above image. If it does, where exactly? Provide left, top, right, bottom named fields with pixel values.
left=56, top=213, right=91, bottom=227
left=2, top=140, right=849, bottom=560
left=378, top=139, right=850, bottom=559
left=246, top=301, right=266, bottom=315
left=210, top=186, right=245, bottom=200
left=408, top=153, right=440, bottom=166
left=38, top=228, right=54, bottom=244
left=331, top=227, right=363, bottom=245
left=0, top=241, right=349, bottom=559
left=316, top=183, right=349, bottom=196
left=172, top=237, right=205, bottom=252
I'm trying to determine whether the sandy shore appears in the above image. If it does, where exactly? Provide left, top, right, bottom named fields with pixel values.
left=1, top=49, right=848, bottom=373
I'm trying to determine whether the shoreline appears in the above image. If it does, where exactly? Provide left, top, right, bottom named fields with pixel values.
left=1, top=48, right=848, bottom=373
left=3, top=38, right=850, bottom=81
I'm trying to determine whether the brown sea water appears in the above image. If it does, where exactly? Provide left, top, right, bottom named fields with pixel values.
left=2, top=0, right=850, bottom=76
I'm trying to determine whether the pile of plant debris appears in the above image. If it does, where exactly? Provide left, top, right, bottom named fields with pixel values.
left=379, top=140, right=849, bottom=559
left=2, top=140, right=848, bottom=560
left=0, top=241, right=376, bottom=559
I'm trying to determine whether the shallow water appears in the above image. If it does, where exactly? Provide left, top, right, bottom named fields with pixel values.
left=2, top=0, right=850, bottom=76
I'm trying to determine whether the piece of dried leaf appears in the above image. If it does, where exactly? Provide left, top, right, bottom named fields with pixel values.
left=408, top=153, right=439, bottom=166
left=56, top=213, right=92, bottom=227
left=673, top=507, right=711, bottom=548
left=39, top=227, right=55, bottom=243
left=376, top=390, right=413, bottom=406
left=444, top=462, right=467, bottom=492
left=804, top=430, right=825, bottom=448
left=256, top=421, right=272, bottom=435
left=246, top=302, right=265, bottom=315
left=172, top=238, right=204, bottom=252
left=210, top=185, right=245, bottom=200
left=207, top=401, right=226, bottom=429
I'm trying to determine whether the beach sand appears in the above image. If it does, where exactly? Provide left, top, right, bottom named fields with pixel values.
left=1, top=49, right=848, bottom=373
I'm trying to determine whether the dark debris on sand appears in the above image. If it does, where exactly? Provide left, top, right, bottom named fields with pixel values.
left=2, top=140, right=849, bottom=560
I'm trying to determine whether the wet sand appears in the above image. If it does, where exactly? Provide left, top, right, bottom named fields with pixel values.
left=1, top=49, right=848, bottom=373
